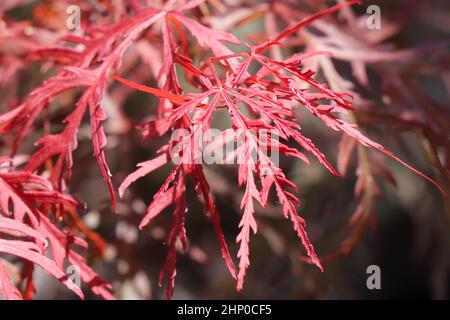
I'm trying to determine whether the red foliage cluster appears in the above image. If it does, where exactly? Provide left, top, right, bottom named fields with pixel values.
left=0, top=0, right=446, bottom=299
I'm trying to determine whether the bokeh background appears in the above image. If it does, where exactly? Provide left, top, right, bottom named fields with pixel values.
left=1, top=0, right=449, bottom=299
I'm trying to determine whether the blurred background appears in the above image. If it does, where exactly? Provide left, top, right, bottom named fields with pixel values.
left=1, top=0, right=449, bottom=299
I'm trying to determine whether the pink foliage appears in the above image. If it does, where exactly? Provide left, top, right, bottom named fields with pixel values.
left=0, top=0, right=445, bottom=299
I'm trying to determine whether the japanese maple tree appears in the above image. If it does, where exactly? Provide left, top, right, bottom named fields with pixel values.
left=0, top=0, right=447, bottom=299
